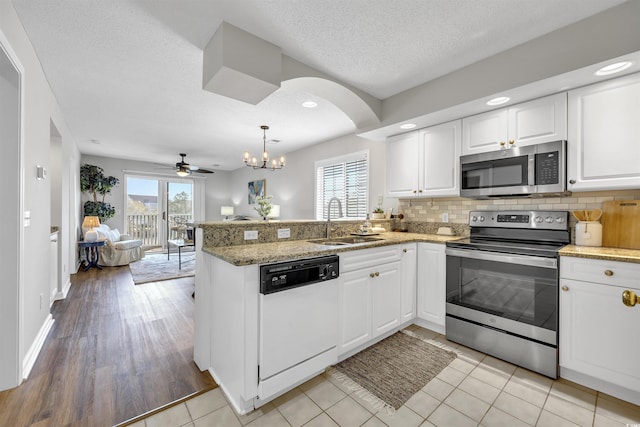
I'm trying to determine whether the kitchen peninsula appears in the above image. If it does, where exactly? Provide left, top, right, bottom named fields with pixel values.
left=192, top=219, right=462, bottom=414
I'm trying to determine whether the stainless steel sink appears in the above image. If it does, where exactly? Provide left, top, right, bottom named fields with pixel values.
left=308, top=236, right=383, bottom=246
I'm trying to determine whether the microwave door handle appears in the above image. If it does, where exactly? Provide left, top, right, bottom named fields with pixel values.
left=445, top=248, right=557, bottom=269
left=528, top=156, right=536, bottom=186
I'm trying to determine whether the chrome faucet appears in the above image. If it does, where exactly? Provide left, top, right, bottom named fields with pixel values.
left=326, top=197, right=343, bottom=239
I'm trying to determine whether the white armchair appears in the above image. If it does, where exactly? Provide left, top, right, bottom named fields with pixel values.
left=86, top=224, right=144, bottom=266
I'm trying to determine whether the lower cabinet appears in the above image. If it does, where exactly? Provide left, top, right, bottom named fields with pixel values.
left=338, top=244, right=415, bottom=356
left=416, top=243, right=446, bottom=334
left=559, top=256, right=640, bottom=405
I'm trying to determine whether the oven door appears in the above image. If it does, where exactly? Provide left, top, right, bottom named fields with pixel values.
left=445, top=248, right=558, bottom=345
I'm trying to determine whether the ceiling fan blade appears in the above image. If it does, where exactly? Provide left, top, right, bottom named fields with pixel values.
left=191, top=167, right=214, bottom=174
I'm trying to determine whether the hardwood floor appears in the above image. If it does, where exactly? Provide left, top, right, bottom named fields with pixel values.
left=0, top=265, right=216, bottom=427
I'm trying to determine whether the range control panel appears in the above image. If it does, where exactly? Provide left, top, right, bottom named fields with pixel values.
left=469, top=210, right=569, bottom=230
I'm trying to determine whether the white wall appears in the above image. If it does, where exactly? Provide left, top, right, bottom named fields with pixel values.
left=0, top=2, right=81, bottom=390
left=226, top=133, right=391, bottom=219
left=80, top=154, right=233, bottom=229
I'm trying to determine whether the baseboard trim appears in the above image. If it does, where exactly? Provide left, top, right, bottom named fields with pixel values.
left=22, top=314, right=54, bottom=380
left=53, top=278, right=72, bottom=301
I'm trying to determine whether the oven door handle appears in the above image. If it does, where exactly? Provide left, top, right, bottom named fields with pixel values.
left=445, top=248, right=557, bottom=269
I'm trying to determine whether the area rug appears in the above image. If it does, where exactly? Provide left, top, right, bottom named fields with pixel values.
left=129, top=252, right=195, bottom=285
left=330, top=330, right=457, bottom=412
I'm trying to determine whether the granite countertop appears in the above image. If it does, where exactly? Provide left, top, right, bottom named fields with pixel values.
left=203, top=232, right=462, bottom=266
left=559, top=245, right=640, bottom=264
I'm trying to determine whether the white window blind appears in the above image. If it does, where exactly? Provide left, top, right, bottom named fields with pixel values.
left=315, top=151, right=369, bottom=220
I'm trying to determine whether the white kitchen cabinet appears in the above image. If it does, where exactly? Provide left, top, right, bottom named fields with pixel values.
left=370, top=261, right=402, bottom=337
left=462, top=93, right=567, bottom=155
left=400, top=244, right=417, bottom=323
left=386, top=131, right=420, bottom=198
left=386, top=120, right=461, bottom=198
left=416, top=242, right=446, bottom=334
left=567, top=72, right=640, bottom=191
left=559, top=256, right=640, bottom=405
left=338, top=245, right=405, bottom=355
left=50, top=232, right=59, bottom=305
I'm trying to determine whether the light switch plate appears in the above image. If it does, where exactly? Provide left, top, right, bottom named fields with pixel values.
left=244, top=230, right=258, bottom=240
left=277, top=228, right=290, bottom=239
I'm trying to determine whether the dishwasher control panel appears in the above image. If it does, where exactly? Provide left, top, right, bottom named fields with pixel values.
left=260, top=255, right=339, bottom=294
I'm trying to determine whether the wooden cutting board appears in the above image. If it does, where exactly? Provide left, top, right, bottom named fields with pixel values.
left=601, top=200, right=640, bottom=249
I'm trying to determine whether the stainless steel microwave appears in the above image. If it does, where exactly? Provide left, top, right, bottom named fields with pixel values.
left=460, top=140, right=569, bottom=198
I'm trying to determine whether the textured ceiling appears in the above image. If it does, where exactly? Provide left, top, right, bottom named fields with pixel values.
left=12, top=0, right=626, bottom=170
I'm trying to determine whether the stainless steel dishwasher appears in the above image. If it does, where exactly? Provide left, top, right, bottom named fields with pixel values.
left=257, top=255, right=339, bottom=402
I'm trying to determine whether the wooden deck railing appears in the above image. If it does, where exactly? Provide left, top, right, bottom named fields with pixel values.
left=126, top=214, right=192, bottom=246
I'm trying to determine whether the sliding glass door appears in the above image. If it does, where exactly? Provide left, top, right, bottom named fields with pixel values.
left=125, top=176, right=193, bottom=251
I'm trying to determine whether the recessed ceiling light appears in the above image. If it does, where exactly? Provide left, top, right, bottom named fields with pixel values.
left=302, top=101, right=318, bottom=108
left=400, top=123, right=416, bottom=130
left=486, top=96, right=510, bottom=106
left=596, top=61, right=632, bottom=76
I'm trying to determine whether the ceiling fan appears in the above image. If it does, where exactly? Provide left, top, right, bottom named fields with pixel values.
left=172, top=153, right=214, bottom=176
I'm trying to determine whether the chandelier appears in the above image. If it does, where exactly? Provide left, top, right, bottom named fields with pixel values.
left=243, top=125, right=285, bottom=170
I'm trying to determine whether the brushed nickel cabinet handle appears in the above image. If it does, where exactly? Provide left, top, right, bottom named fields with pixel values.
left=622, top=290, right=638, bottom=307
left=561, top=286, right=569, bottom=292
left=604, top=270, right=614, bottom=277
left=370, top=273, right=375, bottom=278
left=403, top=248, right=407, bottom=253
left=569, top=179, right=576, bottom=185
left=375, top=272, right=380, bottom=277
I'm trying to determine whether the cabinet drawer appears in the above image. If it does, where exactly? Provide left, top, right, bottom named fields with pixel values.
left=560, top=256, right=640, bottom=287
left=340, top=245, right=402, bottom=273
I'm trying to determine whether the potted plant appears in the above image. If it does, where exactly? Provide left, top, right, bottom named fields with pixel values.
left=372, top=207, right=385, bottom=220
left=80, top=164, right=120, bottom=222
left=253, top=195, right=273, bottom=220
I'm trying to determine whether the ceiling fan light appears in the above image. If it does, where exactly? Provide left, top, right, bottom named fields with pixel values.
left=176, top=166, right=190, bottom=177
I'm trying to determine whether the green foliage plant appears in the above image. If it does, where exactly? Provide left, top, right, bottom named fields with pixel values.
left=80, top=164, right=120, bottom=222
left=253, top=195, right=273, bottom=219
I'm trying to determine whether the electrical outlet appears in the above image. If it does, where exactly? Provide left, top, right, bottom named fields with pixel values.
left=244, top=230, right=258, bottom=240
left=277, top=228, right=291, bottom=239
left=441, top=213, right=449, bottom=223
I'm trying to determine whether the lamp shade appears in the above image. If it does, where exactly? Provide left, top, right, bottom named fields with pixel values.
left=221, top=206, right=234, bottom=216
left=82, top=216, right=100, bottom=242
left=267, top=204, right=280, bottom=218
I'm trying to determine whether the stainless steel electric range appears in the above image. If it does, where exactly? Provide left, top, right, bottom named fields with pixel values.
left=445, top=210, right=570, bottom=378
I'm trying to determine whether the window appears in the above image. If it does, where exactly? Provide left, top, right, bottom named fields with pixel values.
left=315, top=151, right=368, bottom=220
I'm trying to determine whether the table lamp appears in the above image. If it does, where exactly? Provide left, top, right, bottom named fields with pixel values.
left=82, top=216, right=100, bottom=242
left=267, top=204, right=280, bottom=219
left=221, top=206, right=234, bottom=220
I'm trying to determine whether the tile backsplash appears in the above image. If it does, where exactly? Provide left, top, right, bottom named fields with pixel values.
left=397, top=189, right=640, bottom=243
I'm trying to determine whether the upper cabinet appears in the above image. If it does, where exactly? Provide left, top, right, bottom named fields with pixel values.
left=567, top=73, right=640, bottom=192
left=462, top=93, right=567, bottom=155
left=386, top=120, right=461, bottom=198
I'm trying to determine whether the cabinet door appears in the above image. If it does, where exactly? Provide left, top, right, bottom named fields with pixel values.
left=371, top=261, right=402, bottom=338
left=386, top=132, right=419, bottom=198
left=400, top=244, right=417, bottom=323
left=568, top=73, right=640, bottom=191
left=338, top=270, right=372, bottom=354
left=508, top=93, right=567, bottom=148
left=560, top=278, right=640, bottom=394
left=417, top=243, right=446, bottom=334
left=462, top=109, right=508, bottom=155
left=420, top=120, right=461, bottom=197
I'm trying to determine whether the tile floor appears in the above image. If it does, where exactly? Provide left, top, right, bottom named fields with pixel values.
left=131, top=326, right=640, bottom=427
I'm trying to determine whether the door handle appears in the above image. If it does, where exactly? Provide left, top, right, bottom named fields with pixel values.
left=162, top=211, right=166, bottom=220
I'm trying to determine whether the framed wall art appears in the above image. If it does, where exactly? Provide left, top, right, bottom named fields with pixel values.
left=248, top=179, right=266, bottom=204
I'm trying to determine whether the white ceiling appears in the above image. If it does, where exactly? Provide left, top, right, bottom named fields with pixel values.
left=12, top=0, right=626, bottom=171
